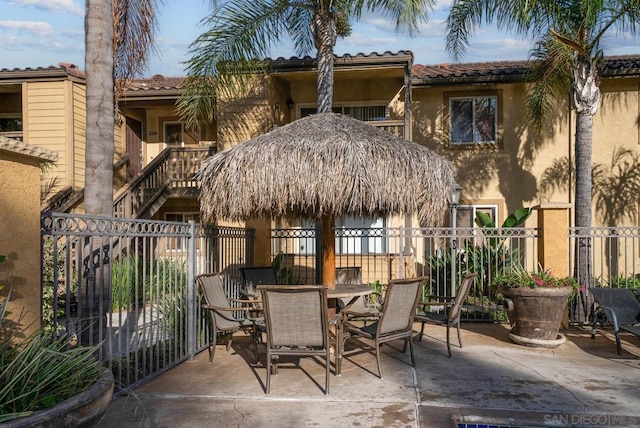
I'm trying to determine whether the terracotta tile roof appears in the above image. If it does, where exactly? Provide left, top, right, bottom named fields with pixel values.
left=412, top=55, right=640, bottom=85
left=125, top=75, right=185, bottom=91
left=0, top=63, right=84, bottom=79
left=0, top=135, right=58, bottom=162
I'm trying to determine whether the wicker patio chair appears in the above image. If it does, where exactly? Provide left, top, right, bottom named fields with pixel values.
left=590, top=287, right=640, bottom=355
left=336, top=267, right=382, bottom=324
left=340, top=276, right=425, bottom=378
left=258, top=285, right=330, bottom=394
left=196, top=273, right=262, bottom=364
left=414, top=273, right=476, bottom=358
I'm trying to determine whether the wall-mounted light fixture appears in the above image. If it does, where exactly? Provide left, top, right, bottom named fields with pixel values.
left=286, top=98, right=294, bottom=109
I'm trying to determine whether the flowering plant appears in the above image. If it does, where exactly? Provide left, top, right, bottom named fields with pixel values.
left=491, top=266, right=579, bottom=290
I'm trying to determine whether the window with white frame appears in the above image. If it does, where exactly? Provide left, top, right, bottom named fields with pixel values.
left=449, top=95, right=498, bottom=145
left=293, top=215, right=386, bottom=255
left=455, top=205, right=499, bottom=243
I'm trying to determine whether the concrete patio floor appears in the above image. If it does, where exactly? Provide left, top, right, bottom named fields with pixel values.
left=97, top=323, right=640, bottom=427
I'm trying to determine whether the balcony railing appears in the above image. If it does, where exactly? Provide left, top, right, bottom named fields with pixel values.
left=370, top=120, right=405, bottom=138
left=113, top=147, right=212, bottom=218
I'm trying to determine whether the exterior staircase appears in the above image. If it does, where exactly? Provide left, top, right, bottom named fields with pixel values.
left=113, top=147, right=212, bottom=218
left=42, top=147, right=213, bottom=219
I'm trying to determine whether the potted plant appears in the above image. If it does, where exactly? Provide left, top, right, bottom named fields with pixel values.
left=491, top=266, right=578, bottom=348
left=0, top=287, right=114, bottom=426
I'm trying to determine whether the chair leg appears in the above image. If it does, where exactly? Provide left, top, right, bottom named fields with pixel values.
left=266, top=355, right=271, bottom=394
left=614, top=329, right=623, bottom=355
left=226, top=334, right=233, bottom=352
left=209, top=330, right=217, bottom=364
left=325, top=351, right=330, bottom=395
left=408, top=335, right=416, bottom=367
left=375, top=340, right=383, bottom=379
left=456, top=321, right=463, bottom=348
left=418, top=322, right=425, bottom=342
left=402, top=337, right=408, bottom=353
left=446, top=326, right=452, bottom=358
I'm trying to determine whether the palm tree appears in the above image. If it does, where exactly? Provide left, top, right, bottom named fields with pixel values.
left=83, top=0, right=159, bottom=344
left=85, top=0, right=159, bottom=216
left=177, top=0, right=435, bottom=123
left=445, top=0, right=640, bottom=296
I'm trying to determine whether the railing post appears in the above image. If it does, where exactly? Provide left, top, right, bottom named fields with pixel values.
left=534, top=203, right=572, bottom=327
left=187, top=220, right=197, bottom=360
left=534, top=203, right=572, bottom=277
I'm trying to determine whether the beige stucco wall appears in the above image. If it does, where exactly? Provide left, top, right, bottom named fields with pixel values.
left=412, top=76, right=640, bottom=227
left=0, top=150, right=43, bottom=338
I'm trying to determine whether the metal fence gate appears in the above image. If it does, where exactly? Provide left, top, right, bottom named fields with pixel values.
left=41, top=212, right=254, bottom=395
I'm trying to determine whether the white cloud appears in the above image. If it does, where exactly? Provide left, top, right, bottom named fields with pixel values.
left=0, top=20, right=55, bottom=36
left=7, top=0, right=83, bottom=16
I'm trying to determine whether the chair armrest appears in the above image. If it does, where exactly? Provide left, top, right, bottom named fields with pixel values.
left=418, top=299, right=453, bottom=308
left=425, top=295, right=455, bottom=301
left=203, top=304, right=235, bottom=312
left=230, top=298, right=261, bottom=305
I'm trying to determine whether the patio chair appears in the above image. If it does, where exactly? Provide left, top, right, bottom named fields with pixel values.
left=590, top=287, right=640, bottom=355
left=258, top=285, right=330, bottom=394
left=196, top=273, right=262, bottom=364
left=336, top=267, right=382, bottom=324
left=239, top=266, right=278, bottom=299
left=414, top=273, right=476, bottom=358
left=340, top=276, right=425, bottom=378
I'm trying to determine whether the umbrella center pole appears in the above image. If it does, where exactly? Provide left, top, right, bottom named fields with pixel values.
left=321, top=213, right=336, bottom=289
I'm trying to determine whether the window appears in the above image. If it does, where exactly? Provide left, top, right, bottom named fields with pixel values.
left=164, top=122, right=201, bottom=146
left=335, top=216, right=386, bottom=254
left=0, top=118, right=22, bottom=132
left=292, top=215, right=386, bottom=255
left=455, top=205, right=498, bottom=244
left=449, top=95, right=498, bottom=145
left=164, top=213, right=201, bottom=249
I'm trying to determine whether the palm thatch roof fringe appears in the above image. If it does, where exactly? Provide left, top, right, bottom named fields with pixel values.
left=198, top=113, right=456, bottom=226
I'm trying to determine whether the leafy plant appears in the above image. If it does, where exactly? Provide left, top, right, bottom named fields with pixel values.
left=271, top=253, right=302, bottom=285
left=0, top=296, right=103, bottom=423
left=491, top=265, right=578, bottom=291
left=41, top=239, right=78, bottom=335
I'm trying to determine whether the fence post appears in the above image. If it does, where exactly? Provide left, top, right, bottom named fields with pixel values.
left=187, top=220, right=197, bottom=360
left=534, top=203, right=572, bottom=327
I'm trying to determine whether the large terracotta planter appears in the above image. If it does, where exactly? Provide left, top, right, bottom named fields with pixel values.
left=2, top=367, right=114, bottom=428
left=502, top=286, right=573, bottom=348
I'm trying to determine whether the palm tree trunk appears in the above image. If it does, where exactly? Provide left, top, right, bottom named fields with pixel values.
left=85, top=0, right=115, bottom=217
left=83, top=0, right=114, bottom=346
left=574, top=110, right=593, bottom=321
left=312, top=10, right=336, bottom=113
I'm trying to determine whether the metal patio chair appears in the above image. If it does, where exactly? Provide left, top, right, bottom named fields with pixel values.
left=336, top=267, right=382, bottom=324
left=258, top=285, right=331, bottom=394
left=414, top=273, right=476, bottom=358
left=196, top=273, right=262, bottom=364
left=239, top=266, right=278, bottom=299
left=590, top=287, right=640, bottom=355
left=340, top=276, right=425, bottom=378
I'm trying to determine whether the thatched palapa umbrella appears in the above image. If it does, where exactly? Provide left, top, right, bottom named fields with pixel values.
left=198, top=113, right=456, bottom=288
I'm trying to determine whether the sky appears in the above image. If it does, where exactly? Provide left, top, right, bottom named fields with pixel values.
left=1, top=0, right=638, bottom=78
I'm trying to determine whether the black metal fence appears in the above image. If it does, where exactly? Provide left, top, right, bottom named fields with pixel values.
left=41, top=212, right=253, bottom=395
left=271, top=225, right=540, bottom=322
